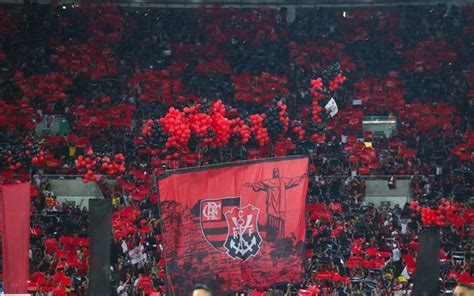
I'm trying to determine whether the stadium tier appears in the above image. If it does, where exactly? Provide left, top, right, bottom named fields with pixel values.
left=0, top=2, right=473, bottom=295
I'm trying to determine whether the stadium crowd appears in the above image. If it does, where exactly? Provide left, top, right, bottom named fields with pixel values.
left=0, top=2, right=473, bottom=295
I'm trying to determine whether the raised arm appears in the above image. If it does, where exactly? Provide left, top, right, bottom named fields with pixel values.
left=284, top=174, right=307, bottom=189
left=243, top=180, right=270, bottom=192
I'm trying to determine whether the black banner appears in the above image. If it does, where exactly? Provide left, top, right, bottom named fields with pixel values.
left=413, top=229, right=440, bottom=296
left=88, top=199, right=112, bottom=296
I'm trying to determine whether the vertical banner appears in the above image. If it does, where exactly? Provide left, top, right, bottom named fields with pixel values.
left=88, top=199, right=112, bottom=296
left=158, top=156, right=308, bottom=295
left=0, top=183, right=30, bottom=293
left=413, top=229, right=440, bottom=296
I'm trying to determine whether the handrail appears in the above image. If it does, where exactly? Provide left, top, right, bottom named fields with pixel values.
left=43, top=175, right=84, bottom=180
left=359, top=175, right=431, bottom=179
left=363, top=116, right=397, bottom=120
left=41, top=173, right=434, bottom=180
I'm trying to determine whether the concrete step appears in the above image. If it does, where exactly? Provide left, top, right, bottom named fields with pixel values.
left=49, top=178, right=104, bottom=209
left=365, top=179, right=411, bottom=197
left=364, top=179, right=411, bottom=207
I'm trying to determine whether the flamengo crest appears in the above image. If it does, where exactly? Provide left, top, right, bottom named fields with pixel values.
left=223, top=205, right=262, bottom=262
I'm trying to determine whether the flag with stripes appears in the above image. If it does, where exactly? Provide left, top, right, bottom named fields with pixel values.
left=200, top=197, right=240, bottom=252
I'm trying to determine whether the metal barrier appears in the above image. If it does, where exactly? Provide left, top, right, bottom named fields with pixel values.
left=43, top=174, right=84, bottom=180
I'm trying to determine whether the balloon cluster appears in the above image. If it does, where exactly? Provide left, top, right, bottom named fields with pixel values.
left=307, top=94, right=328, bottom=143
left=264, top=100, right=288, bottom=140
left=310, top=77, right=325, bottom=101
left=142, top=100, right=250, bottom=152
left=159, top=107, right=191, bottom=151
left=75, top=149, right=126, bottom=183
left=308, top=64, right=347, bottom=142
left=0, top=139, right=42, bottom=171
left=290, top=120, right=305, bottom=141
left=184, top=104, right=214, bottom=151
left=409, top=198, right=457, bottom=228
left=277, top=100, right=289, bottom=131
left=329, top=73, right=347, bottom=91
left=31, top=151, right=45, bottom=166
left=248, top=114, right=270, bottom=147
left=208, top=100, right=231, bottom=148
left=142, top=119, right=168, bottom=150
left=186, top=106, right=212, bottom=139
left=140, top=64, right=347, bottom=160
left=229, top=118, right=250, bottom=146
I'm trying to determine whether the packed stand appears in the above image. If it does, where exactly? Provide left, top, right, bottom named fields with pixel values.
left=0, top=2, right=473, bottom=295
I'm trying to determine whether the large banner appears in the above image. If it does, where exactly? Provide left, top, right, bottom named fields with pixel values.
left=158, top=156, right=308, bottom=295
left=0, top=183, right=30, bottom=293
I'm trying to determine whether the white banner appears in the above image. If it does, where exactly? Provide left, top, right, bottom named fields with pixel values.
left=128, top=245, right=145, bottom=265
left=325, top=98, right=339, bottom=117
left=121, top=240, right=128, bottom=253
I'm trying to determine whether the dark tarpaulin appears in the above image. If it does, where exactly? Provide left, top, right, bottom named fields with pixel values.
left=413, top=229, right=440, bottom=296
left=88, top=199, right=112, bottom=296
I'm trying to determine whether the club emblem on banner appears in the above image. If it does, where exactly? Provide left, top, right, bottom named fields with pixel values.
left=200, top=199, right=262, bottom=261
left=200, top=197, right=241, bottom=252
left=224, top=205, right=262, bottom=261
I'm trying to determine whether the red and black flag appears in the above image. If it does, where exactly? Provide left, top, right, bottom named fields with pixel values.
left=200, top=197, right=241, bottom=252
left=157, top=156, right=308, bottom=295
